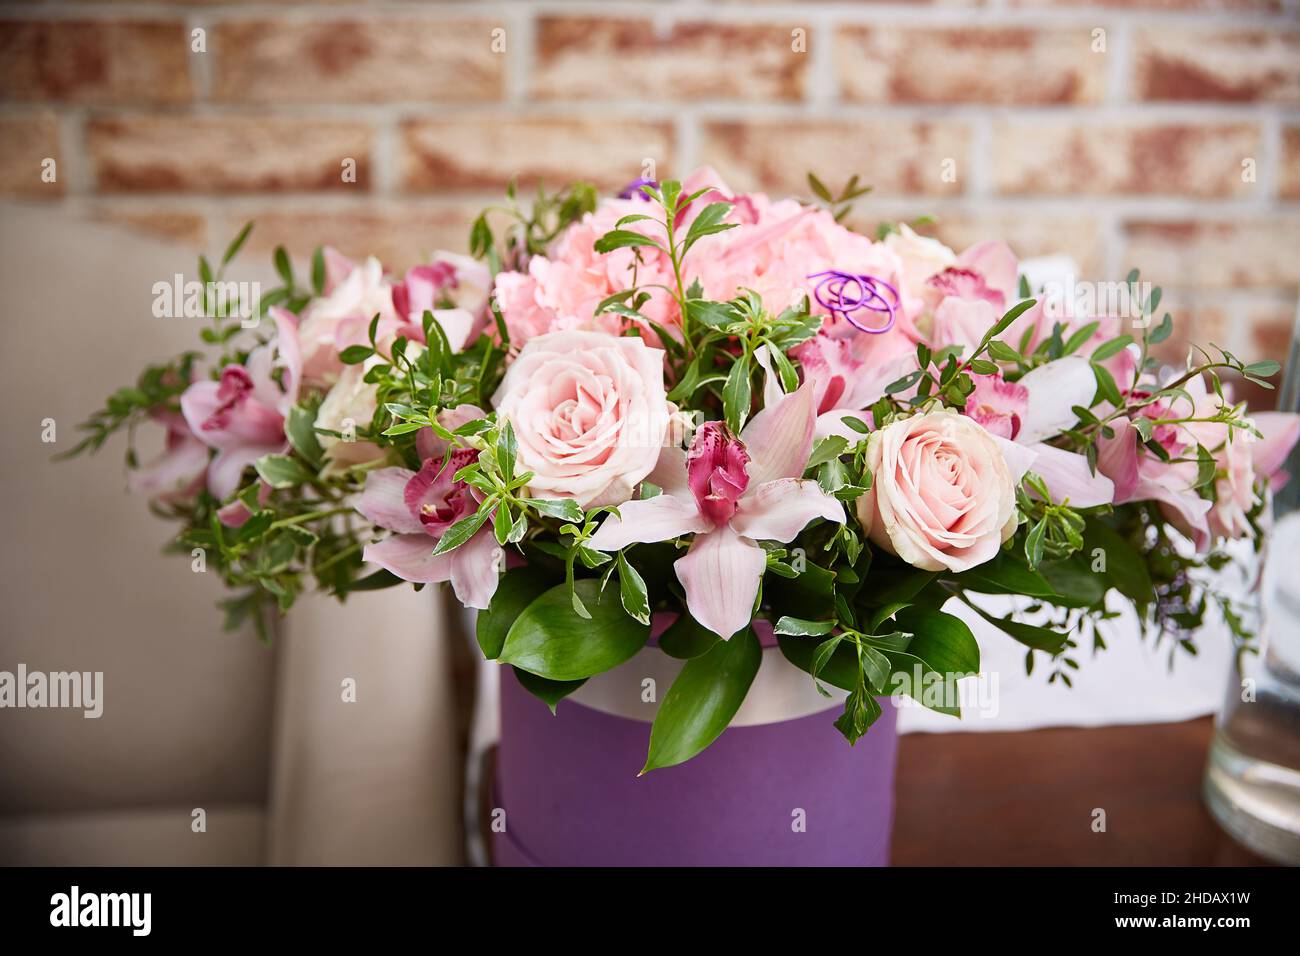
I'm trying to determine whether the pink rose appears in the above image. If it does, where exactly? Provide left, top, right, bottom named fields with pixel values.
left=492, top=330, right=671, bottom=507
left=856, top=409, right=1018, bottom=572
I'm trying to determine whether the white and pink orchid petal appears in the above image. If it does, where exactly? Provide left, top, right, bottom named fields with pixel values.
left=815, top=409, right=869, bottom=442
left=587, top=493, right=709, bottom=552
left=1017, top=356, right=1095, bottom=444
left=431, top=308, right=476, bottom=354
left=363, top=533, right=454, bottom=584
left=1028, top=443, right=1115, bottom=508
left=270, top=307, right=303, bottom=410
left=129, top=434, right=208, bottom=497
left=739, top=379, right=817, bottom=488
left=449, top=527, right=503, bottom=609
left=753, top=344, right=786, bottom=409
left=354, top=466, right=423, bottom=534
left=322, top=247, right=356, bottom=294
left=1095, top=417, right=1141, bottom=501
left=674, top=524, right=767, bottom=640
left=957, top=240, right=1019, bottom=307
left=207, top=443, right=279, bottom=500
left=1250, top=411, right=1300, bottom=483
left=730, top=478, right=844, bottom=543
left=647, top=446, right=692, bottom=499
left=992, top=435, right=1038, bottom=484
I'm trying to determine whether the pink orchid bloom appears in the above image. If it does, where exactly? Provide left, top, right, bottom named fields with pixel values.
left=180, top=308, right=301, bottom=500
left=129, top=410, right=208, bottom=505
left=390, top=253, right=490, bottom=353
left=1180, top=379, right=1300, bottom=542
left=966, top=357, right=1115, bottom=509
left=588, top=382, right=844, bottom=639
left=354, top=406, right=503, bottom=609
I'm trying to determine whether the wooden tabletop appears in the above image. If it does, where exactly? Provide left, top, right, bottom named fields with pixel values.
left=892, top=716, right=1269, bottom=866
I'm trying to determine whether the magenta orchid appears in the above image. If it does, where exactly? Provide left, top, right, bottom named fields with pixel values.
left=588, top=382, right=844, bottom=639
left=354, top=407, right=503, bottom=609
left=180, top=308, right=301, bottom=500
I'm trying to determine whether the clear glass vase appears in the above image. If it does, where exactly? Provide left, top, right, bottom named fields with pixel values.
left=1203, top=305, right=1300, bottom=864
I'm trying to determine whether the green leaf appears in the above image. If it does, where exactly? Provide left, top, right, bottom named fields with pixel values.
left=477, top=566, right=554, bottom=659
left=310, top=247, right=326, bottom=294
left=682, top=201, right=737, bottom=252
left=1037, top=555, right=1107, bottom=608
left=524, top=497, right=584, bottom=523
left=1091, top=335, right=1134, bottom=361
left=1243, top=360, right=1280, bottom=379
left=641, top=628, right=762, bottom=773
left=339, top=345, right=374, bottom=365
left=722, top=354, right=752, bottom=432
left=686, top=299, right=738, bottom=329
left=512, top=666, right=586, bottom=715
left=221, top=222, right=254, bottom=268
left=893, top=605, right=980, bottom=676
left=593, top=230, right=664, bottom=255
left=1080, top=520, right=1154, bottom=604
left=963, top=599, right=1069, bottom=653
left=1024, top=517, right=1047, bottom=569
left=500, top=578, right=650, bottom=681
left=777, top=632, right=859, bottom=692
left=616, top=551, right=651, bottom=625
left=1148, top=313, right=1173, bottom=345
left=286, top=405, right=324, bottom=468
left=807, top=435, right=849, bottom=470
left=254, top=453, right=310, bottom=489
left=658, top=613, right=720, bottom=659
left=955, top=550, right=1057, bottom=598
left=431, top=505, right=493, bottom=556
left=774, top=616, right=837, bottom=637
left=274, top=246, right=293, bottom=286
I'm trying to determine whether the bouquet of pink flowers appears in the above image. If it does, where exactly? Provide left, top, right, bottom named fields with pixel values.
left=69, top=168, right=1299, bottom=771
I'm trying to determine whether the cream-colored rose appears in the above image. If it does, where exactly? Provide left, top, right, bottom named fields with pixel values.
left=492, top=330, right=670, bottom=508
left=857, top=409, right=1017, bottom=572
left=315, top=363, right=383, bottom=474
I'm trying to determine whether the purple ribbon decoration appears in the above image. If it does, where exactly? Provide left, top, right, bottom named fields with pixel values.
left=618, top=178, right=658, bottom=201
left=808, top=270, right=899, bottom=335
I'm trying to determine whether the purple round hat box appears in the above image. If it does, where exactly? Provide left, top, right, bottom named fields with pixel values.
left=492, top=619, right=900, bottom=867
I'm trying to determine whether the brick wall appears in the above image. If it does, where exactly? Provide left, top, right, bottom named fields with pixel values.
left=1, top=0, right=1297, bottom=366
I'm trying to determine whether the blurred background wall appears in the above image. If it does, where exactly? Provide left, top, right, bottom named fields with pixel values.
left=1, top=0, right=1297, bottom=363
left=0, top=0, right=1297, bottom=865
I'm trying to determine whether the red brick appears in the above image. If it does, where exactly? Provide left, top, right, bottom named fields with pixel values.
left=1010, top=0, right=1279, bottom=8
left=0, top=20, right=191, bottom=103
left=835, top=26, right=1105, bottom=104
left=532, top=17, right=808, bottom=102
left=1135, top=29, right=1300, bottom=103
left=700, top=119, right=969, bottom=197
left=228, top=201, right=489, bottom=272
left=880, top=212, right=1106, bottom=279
left=87, top=116, right=373, bottom=193
left=89, top=204, right=209, bottom=246
left=1282, top=126, right=1300, bottom=200
left=1123, top=219, right=1300, bottom=289
left=0, top=113, right=62, bottom=197
left=993, top=122, right=1262, bottom=198
left=400, top=115, right=674, bottom=193
left=213, top=17, right=505, bottom=103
